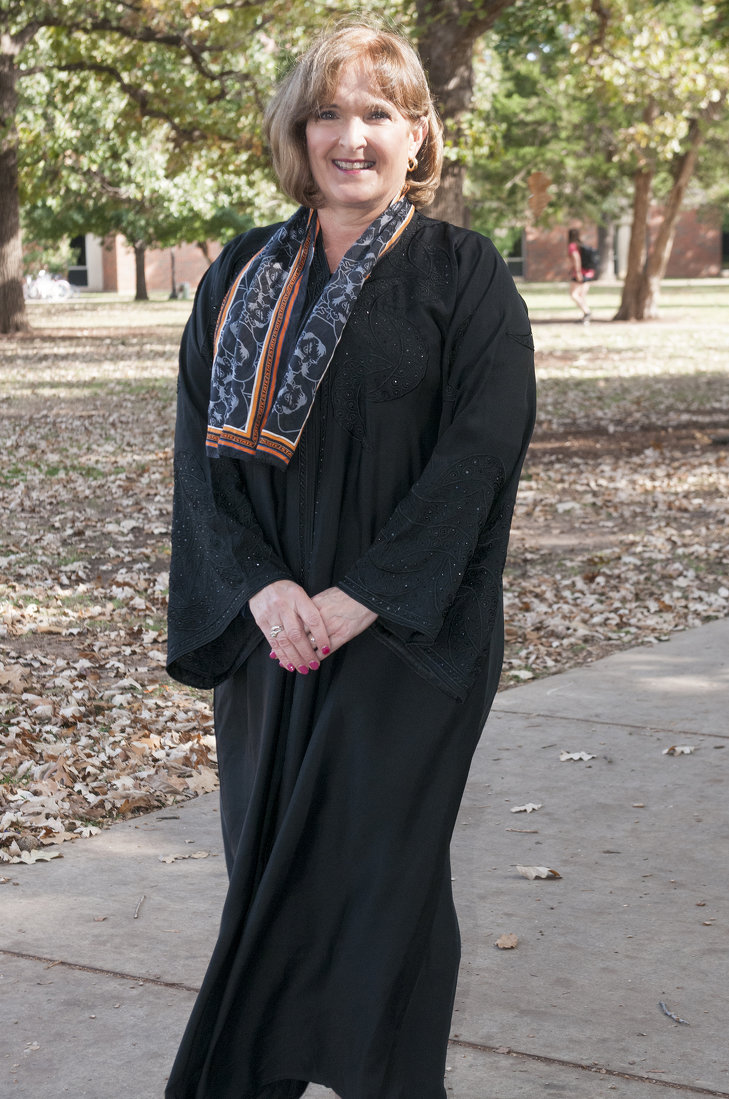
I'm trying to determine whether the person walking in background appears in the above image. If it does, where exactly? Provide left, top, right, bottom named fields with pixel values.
left=568, top=227, right=596, bottom=323
left=165, top=18, right=535, bottom=1099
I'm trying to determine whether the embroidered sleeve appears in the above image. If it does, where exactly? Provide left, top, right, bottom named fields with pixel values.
left=338, top=243, right=536, bottom=699
left=166, top=237, right=293, bottom=688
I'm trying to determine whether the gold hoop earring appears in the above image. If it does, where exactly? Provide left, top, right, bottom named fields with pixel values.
left=407, top=155, right=418, bottom=173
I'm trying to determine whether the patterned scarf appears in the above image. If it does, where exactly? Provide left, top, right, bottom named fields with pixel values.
left=206, top=198, right=415, bottom=468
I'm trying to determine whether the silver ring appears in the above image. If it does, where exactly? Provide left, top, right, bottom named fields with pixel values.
left=270, top=625, right=284, bottom=640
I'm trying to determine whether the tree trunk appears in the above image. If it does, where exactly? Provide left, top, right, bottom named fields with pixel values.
left=196, top=240, right=214, bottom=266
left=614, top=101, right=659, bottom=321
left=134, top=242, right=148, bottom=301
left=430, top=159, right=469, bottom=227
left=596, top=221, right=616, bottom=281
left=0, top=43, right=28, bottom=334
left=415, top=0, right=516, bottom=226
left=613, top=165, right=653, bottom=320
left=636, top=118, right=705, bottom=319
left=169, top=248, right=178, bottom=299
left=615, top=101, right=712, bottom=321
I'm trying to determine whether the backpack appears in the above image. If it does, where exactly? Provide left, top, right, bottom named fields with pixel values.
left=579, top=244, right=600, bottom=271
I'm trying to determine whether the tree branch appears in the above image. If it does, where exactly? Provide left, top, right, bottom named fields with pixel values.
left=80, top=166, right=133, bottom=201
left=21, top=8, right=259, bottom=82
left=424, top=0, right=516, bottom=41
left=198, top=0, right=269, bottom=11
left=588, top=0, right=611, bottom=55
left=53, top=61, right=210, bottom=143
left=5, top=18, right=43, bottom=51
left=15, top=64, right=50, bottom=78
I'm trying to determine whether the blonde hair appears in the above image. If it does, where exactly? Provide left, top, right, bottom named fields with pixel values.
left=264, top=20, right=443, bottom=210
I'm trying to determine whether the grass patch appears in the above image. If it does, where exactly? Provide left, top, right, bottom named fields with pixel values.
left=521, top=277, right=729, bottom=321
left=0, top=465, right=28, bottom=485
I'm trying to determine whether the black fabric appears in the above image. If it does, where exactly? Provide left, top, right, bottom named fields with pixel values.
left=578, top=243, right=599, bottom=270
left=167, top=213, right=536, bottom=701
left=164, top=212, right=536, bottom=1099
left=168, top=631, right=498, bottom=1099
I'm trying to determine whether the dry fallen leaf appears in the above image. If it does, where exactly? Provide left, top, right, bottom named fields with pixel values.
left=510, top=803, right=542, bottom=813
left=516, top=865, right=562, bottom=880
left=17, top=849, right=62, bottom=865
left=559, top=751, right=596, bottom=762
left=0, top=664, right=30, bottom=692
left=159, top=850, right=213, bottom=864
left=2, top=302, right=728, bottom=854
left=662, top=745, right=696, bottom=756
left=495, top=933, right=519, bottom=949
left=185, top=768, right=219, bottom=796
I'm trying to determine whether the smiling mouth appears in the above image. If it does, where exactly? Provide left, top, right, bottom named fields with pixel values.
left=332, top=159, right=375, bottom=171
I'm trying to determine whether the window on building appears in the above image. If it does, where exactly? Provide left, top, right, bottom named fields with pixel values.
left=68, top=234, right=88, bottom=286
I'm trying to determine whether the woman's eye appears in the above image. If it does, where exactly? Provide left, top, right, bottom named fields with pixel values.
left=369, top=109, right=391, bottom=120
left=316, top=109, right=337, bottom=121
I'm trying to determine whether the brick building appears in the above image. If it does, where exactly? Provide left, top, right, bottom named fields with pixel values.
left=67, top=204, right=723, bottom=292
left=68, top=234, right=222, bottom=294
left=522, top=206, right=722, bottom=281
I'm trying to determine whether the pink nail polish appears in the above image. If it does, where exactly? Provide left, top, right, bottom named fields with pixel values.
left=297, top=665, right=309, bottom=675
left=321, top=646, right=331, bottom=655
left=287, top=663, right=295, bottom=672
left=309, top=660, right=320, bottom=671
left=269, top=650, right=277, bottom=659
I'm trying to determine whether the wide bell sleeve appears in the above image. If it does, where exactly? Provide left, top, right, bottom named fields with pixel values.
left=337, top=238, right=536, bottom=701
left=166, top=232, right=294, bottom=689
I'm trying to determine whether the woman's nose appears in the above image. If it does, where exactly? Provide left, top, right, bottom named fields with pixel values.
left=338, top=117, right=366, bottom=149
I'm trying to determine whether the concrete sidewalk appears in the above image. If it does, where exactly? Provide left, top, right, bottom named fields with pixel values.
left=2, top=619, right=727, bottom=1098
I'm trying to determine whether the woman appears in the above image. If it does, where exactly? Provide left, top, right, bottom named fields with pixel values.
left=567, top=226, right=595, bottom=322
left=166, top=20, right=535, bottom=1099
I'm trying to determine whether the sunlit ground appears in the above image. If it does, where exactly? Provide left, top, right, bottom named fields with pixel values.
left=1, top=282, right=727, bottom=849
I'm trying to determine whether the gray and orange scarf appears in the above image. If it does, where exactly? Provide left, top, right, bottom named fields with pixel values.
left=206, top=198, right=414, bottom=468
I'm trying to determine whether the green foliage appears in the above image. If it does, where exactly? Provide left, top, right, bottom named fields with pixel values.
left=7, top=0, right=729, bottom=266
left=571, top=0, right=728, bottom=166
left=467, top=5, right=628, bottom=234
left=13, top=3, right=288, bottom=252
left=21, top=235, right=75, bottom=275
left=12, top=1, right=421, bottom=255
left=465, top=0, right=729, bottom=238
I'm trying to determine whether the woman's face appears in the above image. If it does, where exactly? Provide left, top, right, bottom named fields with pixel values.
left=305, top=64, right=426, bottom=222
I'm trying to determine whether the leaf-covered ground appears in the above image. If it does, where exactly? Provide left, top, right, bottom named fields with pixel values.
left=1, top=284, right=728, bottom=858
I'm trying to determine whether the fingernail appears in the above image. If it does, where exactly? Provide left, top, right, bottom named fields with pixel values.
left=269, top=650, right=277, bottom=659
left=309, top=660, right=320, bottom=671
left=287, top=663, right=295, bottom=672
left=297, top=665, right=309, bottom=675
left=321, top=646, right=330, bottom=655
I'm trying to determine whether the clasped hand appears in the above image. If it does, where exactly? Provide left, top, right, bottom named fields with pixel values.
left=248, top=580, right=377, bottom=674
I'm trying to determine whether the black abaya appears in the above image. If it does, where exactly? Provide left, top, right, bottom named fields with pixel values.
left=165, top=213, right=536, bottom=1099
